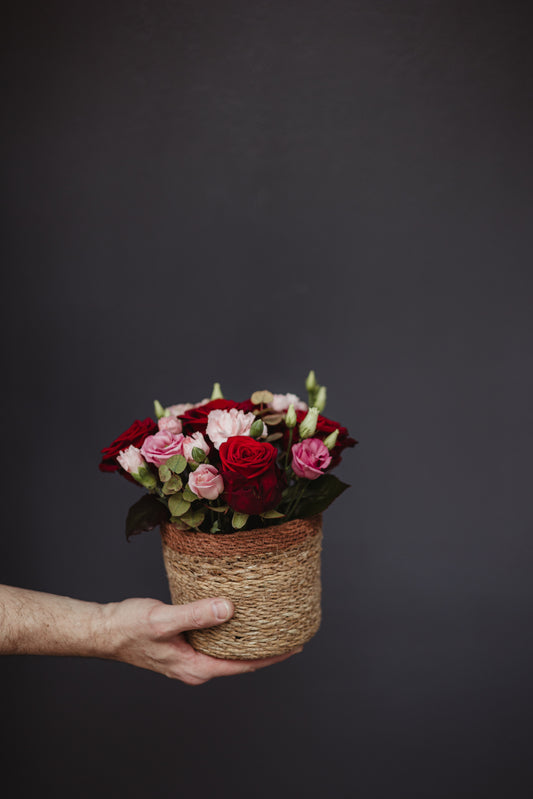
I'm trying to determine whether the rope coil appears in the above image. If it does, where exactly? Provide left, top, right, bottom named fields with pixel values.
left=160, top=515, right=323, bottom=659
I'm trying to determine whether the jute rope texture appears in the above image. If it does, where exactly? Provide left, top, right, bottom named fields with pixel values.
left=160, top=515, right=323, bottom=660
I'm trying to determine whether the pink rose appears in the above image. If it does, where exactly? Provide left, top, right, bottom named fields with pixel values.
left=187, top=464, right=224, bottom=501
left=182, top=431, right=210, bottom=462
left=157, top=415, right=182, bottom=435
left=291, top=438, right=332, bottom=479
left=116, top=445, right=145, bottom=475
left=206, top=408, right=257, bottom=449
left=141, top=430, right=185, bottom=466
left=270, top=393, right=308, bottom=412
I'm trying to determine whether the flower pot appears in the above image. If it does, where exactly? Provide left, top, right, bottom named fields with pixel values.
left=160, top=514, right=323, bottom=660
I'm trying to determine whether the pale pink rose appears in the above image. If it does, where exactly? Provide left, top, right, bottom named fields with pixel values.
left=166, top=403, right=193, bottom=416
left=291, top=438, right=332, bottom=479
left=116, top=445, right=145, bottom=475
left=270, top=393, right=308, bottom=412
left=141, top=430, right=185, bottom=466
left=187, top=464, right=224, bottom=501
left=206, top=408, right=257, bottom=449
left=182, top=431, right=211, bottom=462
left=157, top=415, right=182, bottom=435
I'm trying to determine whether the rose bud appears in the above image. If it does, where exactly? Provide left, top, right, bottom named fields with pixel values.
left=187, top=464, right=224, bottom=501
left=299, top=407, right=319, bottom=439
left=182, top=431, right=210, bottom=462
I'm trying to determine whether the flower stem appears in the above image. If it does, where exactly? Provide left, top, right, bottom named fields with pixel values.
left=286, top=479, right=307, bottom=519
left=284, top=429, right=294, bottom=470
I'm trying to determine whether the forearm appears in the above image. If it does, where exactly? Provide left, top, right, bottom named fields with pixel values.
left=0, top=584, right=110, bottom=658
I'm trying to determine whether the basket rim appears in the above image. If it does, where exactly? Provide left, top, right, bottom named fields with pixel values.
left=160, top=513, right=322, bottom=557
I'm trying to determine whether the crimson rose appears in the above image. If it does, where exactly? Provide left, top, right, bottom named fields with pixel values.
left=288, top=411, right=357, bottom=469
left=219, top=436, right=284, bottom=515
left=99, top=418, right=157, bottom=472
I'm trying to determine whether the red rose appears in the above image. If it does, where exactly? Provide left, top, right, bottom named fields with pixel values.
left=219, top=436, right=284, bottom=515
left=287, top=411, right=357, bottom=469
left=179, top=399, right=239, bottom=435
left=99, top=418, right=157, bottom=473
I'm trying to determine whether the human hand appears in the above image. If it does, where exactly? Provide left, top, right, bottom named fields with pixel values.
left=101, top=596, right=301, bottom=684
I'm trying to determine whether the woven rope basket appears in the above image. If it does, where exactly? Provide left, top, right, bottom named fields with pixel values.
left=160, top=514, right=323, bottom=660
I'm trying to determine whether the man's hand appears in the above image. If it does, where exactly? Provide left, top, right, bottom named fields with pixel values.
left=102, top=596, right=300, bottom=684
left=0, top=585, right=301, bottom=684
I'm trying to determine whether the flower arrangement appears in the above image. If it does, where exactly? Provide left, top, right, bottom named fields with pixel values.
left=99, top=371, right=357, bottom=539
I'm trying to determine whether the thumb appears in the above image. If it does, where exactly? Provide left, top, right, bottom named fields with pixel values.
left=158, top=597, right=234, bottom=636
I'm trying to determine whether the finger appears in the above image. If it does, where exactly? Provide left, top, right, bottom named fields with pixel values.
left=197, top=647, right=303, bottom=679
left=150, top=597, right=234, bottom=637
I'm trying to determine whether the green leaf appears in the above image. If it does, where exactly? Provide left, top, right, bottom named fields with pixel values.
left=208, top=504, right=229, bottom=513
left=182, top=484, right=198, bottom=503
left=162, top=475, right=183, bottom=495
left=165, top=454, right=187, bottom=474
left=260, top=509, right=285, bottom=519
left=265, top=432, right=283, bottom=443
left=295, top=474, right=350, bottom=518
left=168, top=493, right=191, bottom=517
left=181, top=508, right=206, bottom=528
left=262, top=413, right=284, bottom=426
left=169, top=516, right=190, bottom=529
left=125, top=495, right=169, bottom=541
left=232, top=511, right=249, bottom=530
left=210, top=519, right=222, bottom=533
left=191, top=447, right=207, bottom=463
left=158, top=464, right=171, bottom=482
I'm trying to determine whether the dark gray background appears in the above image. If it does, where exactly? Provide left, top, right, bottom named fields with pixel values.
left=1, top=1, right=532, bottom=797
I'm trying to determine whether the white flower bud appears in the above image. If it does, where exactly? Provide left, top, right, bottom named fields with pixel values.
left=285, top=404, right=297, bottom=429
left=299, top=407, right=319, bottom=439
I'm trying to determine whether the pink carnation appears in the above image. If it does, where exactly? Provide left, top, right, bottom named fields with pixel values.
left=187, top=464, right=224, bottom=501
left=157, top=415, right=182, bottom=435
left=206, top=408, right=257, bottom=449
left=116, top=445, right=145, bottom=475
left=270, top=393, right=308, bottom=412
left=291, top=438, right=332, bottom=479
left=182, top=431, right=210, bottom=462
left=141, top=430, right=185, bottom=466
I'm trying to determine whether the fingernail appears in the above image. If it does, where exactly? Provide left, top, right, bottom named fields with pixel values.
left=212, top=599, right=231, bottom=621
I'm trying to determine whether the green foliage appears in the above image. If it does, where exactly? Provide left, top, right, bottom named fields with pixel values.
left=168, top=493, right=191, bottom=517
left=125, top=495, right=169, bottom=541
left=295, top=474, right=350, bottom=518
left=232, top=511, right=249, bottom=530
left=162, top=475, right=182, bottom=495
left=166, top=454, right=187, bottom=474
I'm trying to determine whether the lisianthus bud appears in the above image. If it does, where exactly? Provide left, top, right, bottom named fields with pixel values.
left=323, top=428, right=339, bottom=451
left=305, top=370, right=317, bottom=392
left=285, top=404, right=297, bottom=428
left=153, top=399, right=166, bottom=419
left=249, top=418, right=265, bottom=438
left=299, top=407, right=319, bottom=439
left=314, top=385, right=327, bottom=412
left=210, top=382, right=224, bottom=400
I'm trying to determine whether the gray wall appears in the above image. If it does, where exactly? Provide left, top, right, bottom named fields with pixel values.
left=2, top=2, right=532, bottom=797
